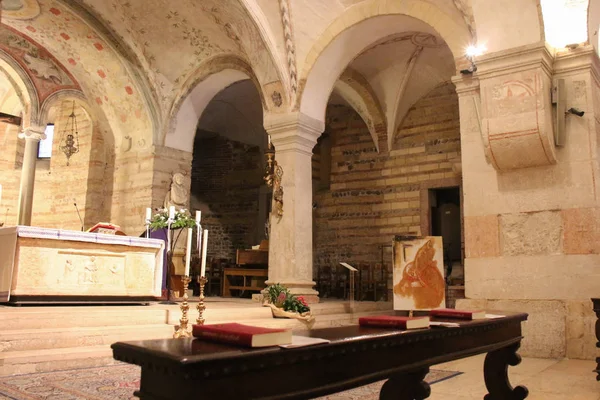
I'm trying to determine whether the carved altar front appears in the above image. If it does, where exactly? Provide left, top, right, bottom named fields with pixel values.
left=0, top=226, right=165, bottom=303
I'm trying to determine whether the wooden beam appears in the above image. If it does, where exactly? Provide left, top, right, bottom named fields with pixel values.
left=0, top=112, right=22, bottom=126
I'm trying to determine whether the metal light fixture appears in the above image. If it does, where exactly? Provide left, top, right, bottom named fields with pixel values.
left=263, top=136, right=283, bottom=218
left=59, top=101, right=79, bottom=166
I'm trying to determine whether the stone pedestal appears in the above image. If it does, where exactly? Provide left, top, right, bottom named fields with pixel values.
left=264, top=112, right=323, bottom=302
left=17, top=126, right=45, bottom=226
left=456, top=44, right=600, bottom=359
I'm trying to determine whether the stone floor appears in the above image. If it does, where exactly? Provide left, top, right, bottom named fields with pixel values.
left=429, top=354, right=599, bottom=400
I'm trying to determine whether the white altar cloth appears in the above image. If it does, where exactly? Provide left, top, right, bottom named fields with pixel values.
left=0, top=226, right=165, bottom=302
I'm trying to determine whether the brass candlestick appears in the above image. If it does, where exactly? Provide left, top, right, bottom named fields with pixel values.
left=173, top=276, right=192, bottom=338
left=196, top=275, right=208, bottom=325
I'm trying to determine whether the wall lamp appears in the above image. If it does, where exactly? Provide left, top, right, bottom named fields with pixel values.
left=460, top=44, right=486, bottom=75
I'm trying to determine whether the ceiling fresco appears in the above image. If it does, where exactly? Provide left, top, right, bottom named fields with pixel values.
left=77, top=0, right=281, bottom=112
left=0, top=24, right=80, bottom=105
left=3, top=0, right=154, bottom=147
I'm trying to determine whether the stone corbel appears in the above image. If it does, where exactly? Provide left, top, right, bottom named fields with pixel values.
left=476, top=43, right=557, bottom=171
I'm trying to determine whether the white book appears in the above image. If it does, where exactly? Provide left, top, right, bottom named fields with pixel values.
left=279, top=335, right=331, bottom=349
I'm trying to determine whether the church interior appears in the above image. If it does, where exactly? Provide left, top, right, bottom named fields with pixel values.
left=0, top=0, right=600, bottom=398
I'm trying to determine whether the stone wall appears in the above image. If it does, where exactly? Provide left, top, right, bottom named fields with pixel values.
left=0, top=101, right=111, bottom=230
left=313, top=83, right=462, bottom=296
left=31, top=101, right=109, bottom=230
left=456, top=47, right=600, bottom=360
left=190, top=134, right=265, bottom=262
left=0, top=122, right=22, bottom=226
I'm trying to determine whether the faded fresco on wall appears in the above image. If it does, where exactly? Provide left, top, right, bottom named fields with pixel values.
left=393, top=236, right=446, bottom=310
left=0, top=24, right=80, bottom=104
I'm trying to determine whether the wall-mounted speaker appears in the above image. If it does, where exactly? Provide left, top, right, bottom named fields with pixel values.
left=551, top=79, right=566, bottom=146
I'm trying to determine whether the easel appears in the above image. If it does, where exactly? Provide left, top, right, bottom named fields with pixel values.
left=339, top=262, right=358, bottom=311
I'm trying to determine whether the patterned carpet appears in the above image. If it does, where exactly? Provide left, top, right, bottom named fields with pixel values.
left=0, top=364, right=461, bottom=400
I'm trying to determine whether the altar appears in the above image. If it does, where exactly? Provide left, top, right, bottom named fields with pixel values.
left=0, top=226, right=165, bottom=304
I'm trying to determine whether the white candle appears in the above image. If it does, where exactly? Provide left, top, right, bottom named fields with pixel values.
left=184, top=228, right=192, bottom=276
left=169, top=206, right=175, bottom=220
left=268, top=135, right=271, bottom=146
left=195, top=210, right=201, bottom=224
left=200, top=229, right=208, bottom=277
left=145, top=207, right=152, bottom=222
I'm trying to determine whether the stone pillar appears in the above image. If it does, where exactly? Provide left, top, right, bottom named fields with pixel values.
left=455, top=44, right=600, bottom=360
left=264, top=112, right=323, bottom=302
left=17, top=126, right=45, bottom=226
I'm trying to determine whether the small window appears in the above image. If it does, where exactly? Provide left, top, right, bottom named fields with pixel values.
left=37, top=124, right=54, bottom=159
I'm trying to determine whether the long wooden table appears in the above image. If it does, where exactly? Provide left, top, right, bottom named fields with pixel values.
left=112, top=312, right=528, bottom=399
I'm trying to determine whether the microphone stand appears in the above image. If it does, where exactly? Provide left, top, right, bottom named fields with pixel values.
left=74, top=201, right=84, bottom=231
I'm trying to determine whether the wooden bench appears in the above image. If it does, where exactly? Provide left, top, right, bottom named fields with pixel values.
left=222, top=267, right=268, bottom=297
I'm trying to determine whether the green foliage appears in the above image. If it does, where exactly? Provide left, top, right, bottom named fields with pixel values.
left=149, top=208, right=197, bottom=231
left=265, top=283, right=310, bottom=313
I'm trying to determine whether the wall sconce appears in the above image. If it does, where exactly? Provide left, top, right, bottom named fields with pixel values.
left=460, top=44, right=486, bottom=75
left=264, top=136, right=284, bottom=219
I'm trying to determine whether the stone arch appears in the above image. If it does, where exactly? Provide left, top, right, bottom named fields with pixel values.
left=333, top=68, right=387, bottom=153
left=297, top=0, right=470, bottom=124
left=38, top=89, right=89, bottom=126
left=0, top=50, right=39, bottom=126
left=164, top=54, right=268, bottom=152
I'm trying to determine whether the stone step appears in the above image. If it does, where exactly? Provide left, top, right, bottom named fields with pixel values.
left=0, top=345, right=119, bottom=377
left=0, top=302, right=272, bottom=330
left=0, top=324, right=175, bottom=352
left=0, top=306, right=169, bottom=330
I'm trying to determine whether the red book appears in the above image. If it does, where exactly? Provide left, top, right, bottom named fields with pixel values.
left=430, top=308, right=485, bottom=320
left=192, top=323, right=292, bottom=347
left=358, top=315, right=430, bottom=330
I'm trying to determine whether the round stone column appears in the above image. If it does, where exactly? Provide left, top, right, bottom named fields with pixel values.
left=264, top=112, right=324, bottom=303
left=17, top=126, right=46, bottom=226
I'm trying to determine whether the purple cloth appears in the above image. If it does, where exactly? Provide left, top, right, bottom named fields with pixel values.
left=148, top=228, right=169, bottom=290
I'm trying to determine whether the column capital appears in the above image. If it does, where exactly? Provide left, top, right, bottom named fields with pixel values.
left=451, top=75, right=480, bottom=97
left=18, top=125, right=46, bottom=141
left=475, top=41, right=554, bottom=79
left=264, top=112, right=324, bottom=155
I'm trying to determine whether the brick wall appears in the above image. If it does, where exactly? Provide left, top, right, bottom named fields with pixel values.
left=313, top=83, right=461, bottom=292
left=0, top=101, right=111, bottom=230
left=190, top=133, right=265, bottom=263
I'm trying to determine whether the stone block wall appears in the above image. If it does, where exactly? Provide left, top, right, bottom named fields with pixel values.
left=31, top=101, right=108, bottom=230
left=190, top=134, right=265, bottom=262
left=456, top=47, right=600, bottom=360
left=0, top=101, right=111, bottom=231
left=313, top=83, right=462, bottom=286
left=0, top=122, right=22, bottom=226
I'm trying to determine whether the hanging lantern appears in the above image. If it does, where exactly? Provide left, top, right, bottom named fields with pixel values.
left=58, top=101, right=79, bottom=166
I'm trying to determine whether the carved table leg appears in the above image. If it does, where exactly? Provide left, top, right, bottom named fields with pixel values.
left=595, top=316, right=600, bottom=381
left=484, top=343, right=529, bottom=400
left=380, top=368, right=431, bottom=400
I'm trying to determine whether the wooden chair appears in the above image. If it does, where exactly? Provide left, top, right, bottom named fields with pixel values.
left=315, top=265, right=333, bottom=298
left=206, top=258, right=226, bottom=296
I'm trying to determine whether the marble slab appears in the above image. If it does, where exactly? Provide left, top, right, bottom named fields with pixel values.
left=0, top=226, right=165, bottom=302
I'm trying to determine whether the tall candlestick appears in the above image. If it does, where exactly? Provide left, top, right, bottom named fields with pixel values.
left=169, top=206, right=175, bottom=220
left=184, top=228, right=192, bottom=276
left=200, top=229, right=208, bottom=277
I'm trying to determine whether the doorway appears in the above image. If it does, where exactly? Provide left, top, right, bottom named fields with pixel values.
left=429, top=187, right=462, bottom=266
